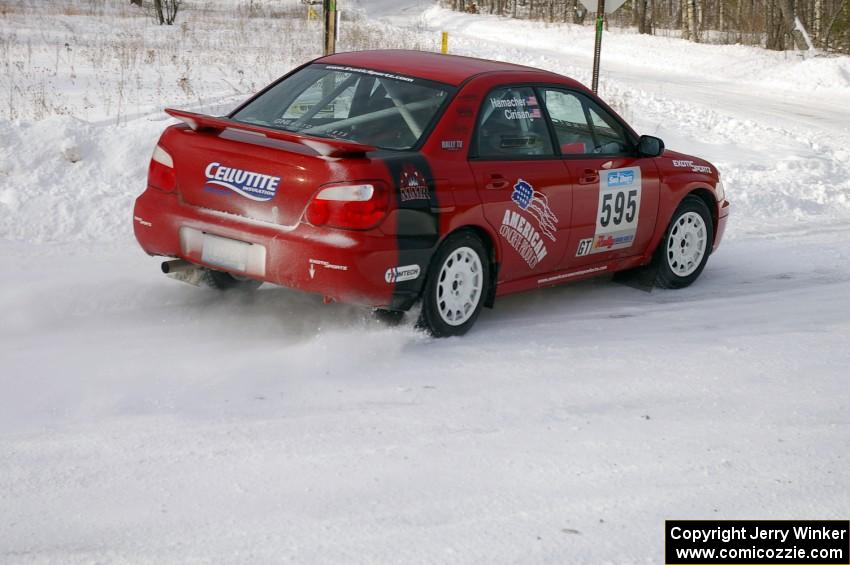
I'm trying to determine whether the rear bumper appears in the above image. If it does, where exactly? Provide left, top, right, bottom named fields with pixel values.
left=133, top=188, right=427, bottom=309
left=713, top=199, right=730, bottom=252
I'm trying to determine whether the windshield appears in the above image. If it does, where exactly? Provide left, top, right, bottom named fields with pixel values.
left=231, top=64, right=455, bottom=151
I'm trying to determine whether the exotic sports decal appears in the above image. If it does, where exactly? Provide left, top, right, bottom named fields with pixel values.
left=577, top=166, right=642, bottom=256
left=203, top=162, right=281, bottom=202
left=500, top=179, right=558, bottom=269
left=398, top=164, right=430, bottom=202
left=672, top=159, right=712, bottom=174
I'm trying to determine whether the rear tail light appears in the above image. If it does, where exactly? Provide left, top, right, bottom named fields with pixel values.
left=148, top=145, right=176, bottom=193
left=305, top=182, right=389, bottom=230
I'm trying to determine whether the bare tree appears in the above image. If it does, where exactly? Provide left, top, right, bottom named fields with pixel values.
left=778, top=0, right=811, bottom=48
left=439, top=0, right=850, bottom=53
left=150, top=0, right=181, bottom=25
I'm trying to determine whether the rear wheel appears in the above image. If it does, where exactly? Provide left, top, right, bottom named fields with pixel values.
left=203, top=269, right=262, bottom=291
left=418, top=232, right=489, bottom=337
left=654, top=196, right=713, bottom=289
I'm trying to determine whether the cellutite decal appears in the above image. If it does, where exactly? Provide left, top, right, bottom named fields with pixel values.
left=204, top=162, right=281, bottom=202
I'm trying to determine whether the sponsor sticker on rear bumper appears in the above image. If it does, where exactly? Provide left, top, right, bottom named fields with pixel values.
left=385, top=265, right=421, bottom=283
left=204, top=162, right=281, bottom=202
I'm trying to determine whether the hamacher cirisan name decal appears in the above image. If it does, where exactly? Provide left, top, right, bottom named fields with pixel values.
left=204, top=162, right=281, bottom=202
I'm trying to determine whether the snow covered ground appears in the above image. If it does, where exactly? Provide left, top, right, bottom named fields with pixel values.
left=1, top=1, right=849, bottom=563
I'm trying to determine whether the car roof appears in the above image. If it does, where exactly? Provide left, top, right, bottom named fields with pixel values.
left=317, top=49, right=576, bottom=87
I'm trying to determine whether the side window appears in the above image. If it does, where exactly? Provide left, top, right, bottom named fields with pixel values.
left=540, top=88, right=631, bottom=156
left=587, top=104, right=630, bottom=154
left=539, top=89, right=595, bottom=155
left=475, top=86, right=553, bottom=159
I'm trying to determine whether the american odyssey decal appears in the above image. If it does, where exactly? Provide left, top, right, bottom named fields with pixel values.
left=204, top=162, right=281, bottom=202
left=511, top=179, right=558, bottom=241
left=499, top=179, right=559, bottom=269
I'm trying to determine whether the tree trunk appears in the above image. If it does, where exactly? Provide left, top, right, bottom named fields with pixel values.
left=687, top=0, right=699, bottom=41
left=649, top=0, right=655, bottom=33
left=637, top=0, right=650, bottom=33
left=766, top=0, right=783, bottom=49
left=777, top=0, right=810, bottom=49
left=694, top=0, right=702, bottom=41
left=735, top=0, right=743, bottom=42
left=814, top=0, right=823, bottom=42
left=718, top=0, right=724, bottom=32
left=153, top=0, right=164, bottom=24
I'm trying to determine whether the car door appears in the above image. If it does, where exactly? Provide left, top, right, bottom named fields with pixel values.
left=468, top=85, right=572, bottom=280
left=538, top=88, right=660, bottom=269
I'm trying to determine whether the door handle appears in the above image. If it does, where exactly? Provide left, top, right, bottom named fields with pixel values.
left=579, top=169, right=599, bottom=185
left=485, top=173, right=509, bottom=190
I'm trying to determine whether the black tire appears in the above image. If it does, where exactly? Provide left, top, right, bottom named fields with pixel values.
left=654, top=195, right=714, bottom=289
left=418, top=231, right=490, bottom=338
left=203, top=269, right=263, bottom=291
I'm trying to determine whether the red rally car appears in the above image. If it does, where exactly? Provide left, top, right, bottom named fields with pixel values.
left=134, top=50, right=730, bottom=337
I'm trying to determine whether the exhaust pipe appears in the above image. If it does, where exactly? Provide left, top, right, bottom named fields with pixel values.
left=161, top=259, right=206, bottom=287
left=161, top=259, right=195, bottom=274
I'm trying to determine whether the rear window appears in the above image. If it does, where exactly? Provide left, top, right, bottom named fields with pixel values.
left=231, top=64, right=455, bottom=151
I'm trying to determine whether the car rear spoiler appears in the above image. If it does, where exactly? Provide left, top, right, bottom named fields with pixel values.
left=164, top=108, right=376, bottom=159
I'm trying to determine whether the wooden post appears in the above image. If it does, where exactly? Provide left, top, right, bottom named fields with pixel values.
left=324, top=0, right=337, bottom=56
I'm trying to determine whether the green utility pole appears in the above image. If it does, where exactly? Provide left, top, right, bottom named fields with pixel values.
left=579, top=0, right=626, bottom=92
left=591, top=0, right=605, bottom=92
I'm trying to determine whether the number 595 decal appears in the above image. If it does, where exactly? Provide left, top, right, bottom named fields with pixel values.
left=600, top=189, right=638, bottom=227
left=577, top=166, right=643, bottom=257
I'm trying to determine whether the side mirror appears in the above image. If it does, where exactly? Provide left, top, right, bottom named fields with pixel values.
left=637, top=135, right=665, bottom=157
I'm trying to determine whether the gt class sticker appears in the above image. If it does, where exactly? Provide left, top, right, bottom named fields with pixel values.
left=583, top=166, right=642, bottom=255
left=204, top=162, right=281, bottom=202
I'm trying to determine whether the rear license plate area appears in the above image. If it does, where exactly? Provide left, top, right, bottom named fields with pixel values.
left=201, top=233, right=252, bottom=272
left=179, top=227, right=267, bottom=276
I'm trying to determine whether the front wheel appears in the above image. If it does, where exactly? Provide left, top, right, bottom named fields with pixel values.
left=418, top=232, right=490, bottom=338
left=654, top=196, right=714, bottom=289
